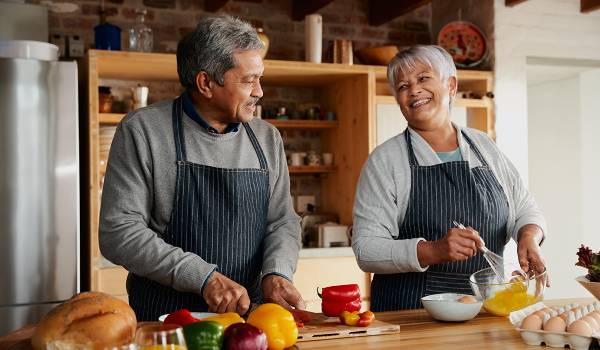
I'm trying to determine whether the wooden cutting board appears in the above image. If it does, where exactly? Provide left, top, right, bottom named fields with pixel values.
left=297, top=317, right=400, bottom=342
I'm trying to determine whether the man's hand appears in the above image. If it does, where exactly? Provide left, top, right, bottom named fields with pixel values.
left=202, top=271, right=250, bottom=314
left=261, top=275, right=306, bottom=310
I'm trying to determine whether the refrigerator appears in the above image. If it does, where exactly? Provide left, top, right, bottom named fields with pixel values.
left=0, top=40, right=79, bottom=335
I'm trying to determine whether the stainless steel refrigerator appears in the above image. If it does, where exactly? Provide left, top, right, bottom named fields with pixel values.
left=0, top=41, right=79, bottom=335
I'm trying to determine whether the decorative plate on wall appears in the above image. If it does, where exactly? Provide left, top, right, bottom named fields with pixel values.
left=437, top=21, right=487, bottom=68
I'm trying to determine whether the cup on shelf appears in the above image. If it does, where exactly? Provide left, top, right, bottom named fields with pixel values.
left=306, top=150, right=321, bottom=166
left=291, top=152, right=306, bottom=167
left=132, top=85, right=149, bottom=110
left=322, top=153, right=334, bottom=166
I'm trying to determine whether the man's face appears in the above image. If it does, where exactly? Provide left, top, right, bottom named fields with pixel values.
left=211, top=49, right=264, bottom=124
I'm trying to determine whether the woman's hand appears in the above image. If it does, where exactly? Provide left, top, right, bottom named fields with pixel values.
left=517, top=224, right=549, bottom=286
left=418, top=227, right=485, bottom=267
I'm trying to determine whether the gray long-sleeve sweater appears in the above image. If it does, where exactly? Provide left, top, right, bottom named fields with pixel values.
left=352, top=124, right=547, bottom=274
left=99, top=100, right=301, bottom=296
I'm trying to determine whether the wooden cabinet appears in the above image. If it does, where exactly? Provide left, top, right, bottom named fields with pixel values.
left=85, top=50, right=494, bottom=304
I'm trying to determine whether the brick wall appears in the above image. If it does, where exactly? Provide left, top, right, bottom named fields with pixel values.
left=34, top=0, right=432, bottom=61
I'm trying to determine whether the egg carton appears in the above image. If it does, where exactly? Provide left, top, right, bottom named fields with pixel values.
left=509, top=302, right=600, bottom=350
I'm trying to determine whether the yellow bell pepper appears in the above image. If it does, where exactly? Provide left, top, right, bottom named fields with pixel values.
left=201, top=312, right=245, bottom=330
left=246, top=303, right=298, bottom=350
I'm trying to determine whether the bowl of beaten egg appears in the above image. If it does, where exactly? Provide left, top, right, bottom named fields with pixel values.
left=470, top=267, right=547, bottom=316
left=421, top=293, right=482, bottom=322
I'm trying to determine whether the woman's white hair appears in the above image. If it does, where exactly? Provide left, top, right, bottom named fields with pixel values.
left=387, top=45, right=457, bottom=93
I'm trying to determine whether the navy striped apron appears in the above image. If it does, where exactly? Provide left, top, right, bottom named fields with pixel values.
left=370, top=130, right=509, bottom=311
left=127, top=96, right=269, bottom=321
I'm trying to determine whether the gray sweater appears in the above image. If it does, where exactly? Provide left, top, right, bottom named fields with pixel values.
left=99, top=100, right=301, bottom=296
left=352, top=124, right=547, bottom=274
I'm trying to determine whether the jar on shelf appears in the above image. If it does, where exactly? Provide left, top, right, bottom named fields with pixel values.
left=98, top=86, right=113, bottom=113
left=128, top=9, right=153, bottom=52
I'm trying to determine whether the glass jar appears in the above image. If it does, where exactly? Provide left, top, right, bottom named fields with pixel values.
left=98, top=86, right=113, bottom=113
left=128, top=9, right=153, bottom=52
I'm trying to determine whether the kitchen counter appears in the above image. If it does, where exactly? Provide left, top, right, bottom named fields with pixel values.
left=299, top=298, right=595, bottom=349
left=1, top=298, right=595, bottom=349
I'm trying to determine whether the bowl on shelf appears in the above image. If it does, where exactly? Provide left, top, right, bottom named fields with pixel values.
left=469, top=267, right=547, bottom=316
left=354, top=45, right=399, bottom=66
left=576, top=276, right=600, bottom=300
left=421, top=293, right=482, bottom=322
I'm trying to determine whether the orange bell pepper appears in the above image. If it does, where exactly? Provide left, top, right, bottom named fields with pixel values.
left=247, top=303, right=298, bottom=350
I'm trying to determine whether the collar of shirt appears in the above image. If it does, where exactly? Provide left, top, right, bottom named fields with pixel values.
left=181, top=91, right=240, bottom=134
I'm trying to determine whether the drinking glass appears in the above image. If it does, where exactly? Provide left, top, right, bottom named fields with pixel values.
left=134, top=323, right=187, bottom=350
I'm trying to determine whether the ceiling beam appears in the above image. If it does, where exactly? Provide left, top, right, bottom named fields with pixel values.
left=369, top=0, right=431, bottom=26
left=505, top=0, right=528, bottom=6
left=292, top=0, right=335, bottom=21
left=205, top=0, right=229, bottom=12
left=581, top=0, right=600, bottom=12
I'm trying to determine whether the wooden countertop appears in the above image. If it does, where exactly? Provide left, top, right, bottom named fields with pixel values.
left=299, top=298, right=596, bottom=350
left=1, top=298, right=595, bottom=350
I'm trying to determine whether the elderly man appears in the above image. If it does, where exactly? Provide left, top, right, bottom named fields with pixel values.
left=99, top=15, right=304, bottom=321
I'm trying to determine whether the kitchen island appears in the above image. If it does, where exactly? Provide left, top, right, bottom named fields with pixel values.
left=0, top=298, right=595, bottom=349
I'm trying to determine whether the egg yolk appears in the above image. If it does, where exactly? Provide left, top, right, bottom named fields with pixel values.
left=482, top=281, right=540, bottom=316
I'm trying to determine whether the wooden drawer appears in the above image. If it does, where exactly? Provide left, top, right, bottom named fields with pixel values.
left=294, top=256, right=371, bottom=312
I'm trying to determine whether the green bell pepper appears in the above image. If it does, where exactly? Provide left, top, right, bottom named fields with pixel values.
left=183, top=320, right=224, bottom=350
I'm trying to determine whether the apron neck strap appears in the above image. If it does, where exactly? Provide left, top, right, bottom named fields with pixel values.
left=404, top=128, right=489, bottom=167
left=172, top=95, right=187, bottom=162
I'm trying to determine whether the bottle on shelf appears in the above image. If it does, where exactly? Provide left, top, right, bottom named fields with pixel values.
left=128, top=9, right=153, bottom=52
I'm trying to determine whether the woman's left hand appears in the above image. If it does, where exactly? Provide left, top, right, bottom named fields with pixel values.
left=517, top=224, right=550, bottom=286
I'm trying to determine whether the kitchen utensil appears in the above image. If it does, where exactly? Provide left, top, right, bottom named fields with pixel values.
left=469, top=267, right=546, bottom=316
left=453, top=221, right=526, bottom=282
left=421, top=293, right=482, bottom=322
left=354, top=45, right=399, bottom=65
left=158, top=312, right=216, bottom=323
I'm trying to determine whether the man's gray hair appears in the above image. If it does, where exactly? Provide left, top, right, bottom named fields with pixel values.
left=387, top=45, right=457, bottom=93
left=177, top=15, right=264, bottom=90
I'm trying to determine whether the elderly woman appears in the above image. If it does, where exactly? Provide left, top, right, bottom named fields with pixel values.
left=352, top=45, right=547, bottom=311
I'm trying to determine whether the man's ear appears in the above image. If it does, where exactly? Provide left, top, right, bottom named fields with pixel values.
left=447, top=75, right=458, bottom=97
left=195, top=71, right=213, bottom=98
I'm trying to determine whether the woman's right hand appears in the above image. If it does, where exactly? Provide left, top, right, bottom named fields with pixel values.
left=417, top=227, right=485, bottom=267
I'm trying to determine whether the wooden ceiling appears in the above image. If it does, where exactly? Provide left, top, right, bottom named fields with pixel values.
left=506, top=0, right=600, bottom=13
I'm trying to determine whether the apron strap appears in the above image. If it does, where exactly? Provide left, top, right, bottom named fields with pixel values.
left=404, top=130, right=419, bottom=166
left=404, top=128, right=490, bottom=167
left=460, top=131, right=490, bottom=167
left=172, top=95, right=187, bottom=162
left=243, top=123, right=268, bottom=170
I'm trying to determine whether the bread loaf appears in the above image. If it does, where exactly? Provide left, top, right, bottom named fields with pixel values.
left=32, top=292, right=137, bottom=350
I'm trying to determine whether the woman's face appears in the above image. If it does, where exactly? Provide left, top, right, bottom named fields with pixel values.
left=393, top=60, right=457, bottom=130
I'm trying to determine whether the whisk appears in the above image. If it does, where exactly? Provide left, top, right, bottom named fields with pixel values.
left=452, top=221, right=525, bottom=282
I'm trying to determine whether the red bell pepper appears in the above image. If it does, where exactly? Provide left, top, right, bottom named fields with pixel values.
left=164, top=309, right=200, bottom=326
left=317, top=284, right=361, bottom=317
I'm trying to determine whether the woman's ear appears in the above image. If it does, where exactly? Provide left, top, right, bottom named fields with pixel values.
left=195, top=71, right=213, bottom=98
left=447, top=76, right=458, bottom=97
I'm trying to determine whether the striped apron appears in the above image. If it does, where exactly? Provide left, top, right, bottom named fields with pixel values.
left=370, top=130, right=509, bottom=311
left=127, top=96, right=269, bottom=321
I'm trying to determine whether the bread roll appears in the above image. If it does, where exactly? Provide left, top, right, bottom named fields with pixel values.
left=32, top=292, right=137, bottom=350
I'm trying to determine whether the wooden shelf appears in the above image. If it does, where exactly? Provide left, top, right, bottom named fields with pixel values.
left=289, top=166, right=337, bottom=174
left=267, top=119, right=338, bottom=129
left=99, top=113, right=125, bottom=124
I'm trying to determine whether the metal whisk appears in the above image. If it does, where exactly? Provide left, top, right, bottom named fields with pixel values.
left=452, top=221, right=517, bottom=282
